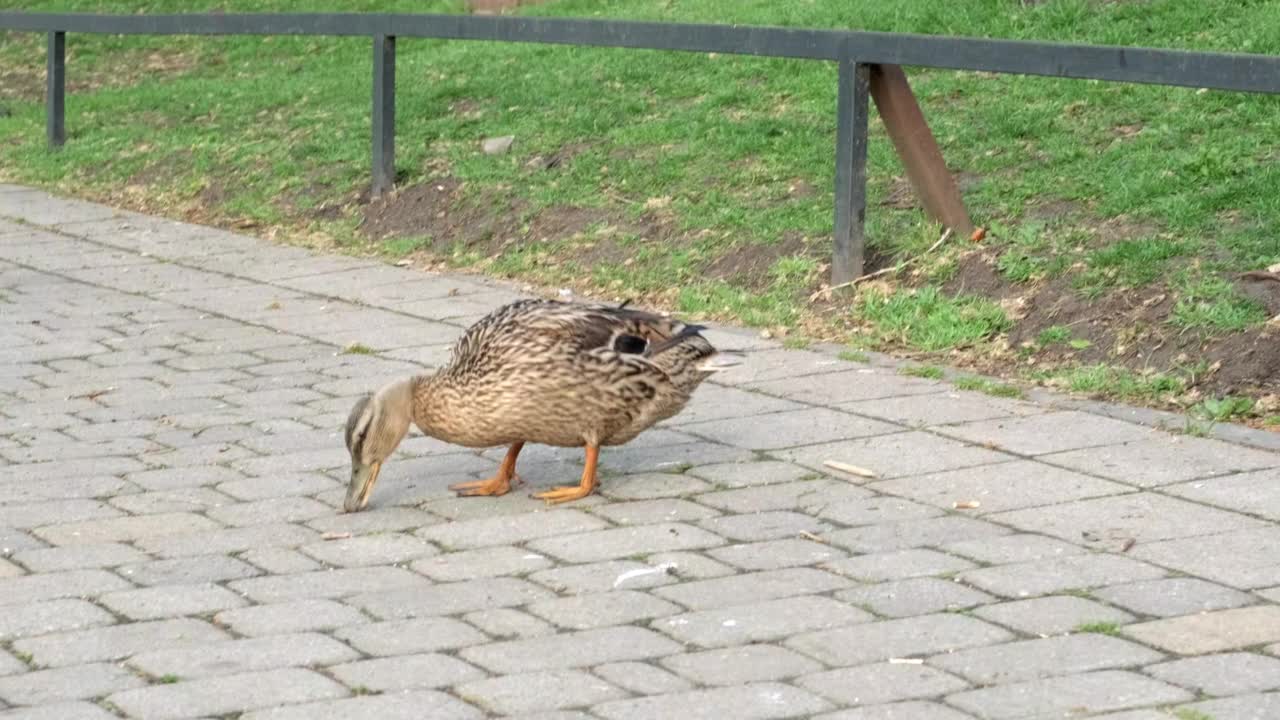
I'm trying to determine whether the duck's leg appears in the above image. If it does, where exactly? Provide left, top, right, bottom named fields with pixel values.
left=534, top=444, right=599, bottom=504
left=450, top=442, right=524, bottom=497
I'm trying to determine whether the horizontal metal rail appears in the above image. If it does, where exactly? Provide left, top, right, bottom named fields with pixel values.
left=4, top=11, right=1278, bottom=284
left=4, top=12, right=1280, bottom=93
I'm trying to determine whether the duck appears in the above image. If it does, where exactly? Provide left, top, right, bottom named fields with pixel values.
left=341, top=298, right=738, bottom=511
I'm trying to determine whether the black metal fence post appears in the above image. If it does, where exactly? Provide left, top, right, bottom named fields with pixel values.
left=372, top=34, right=396, bottom=196
left=46, top=30, right=66, bottom=148
left=832, top=52, right=870, bottom=285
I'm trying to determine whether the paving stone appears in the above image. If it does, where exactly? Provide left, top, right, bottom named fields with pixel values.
left=1096, top=577, right=1256, bottom=618
left=593, top=662, right=692, bottom=696
left=1043, top=435, right=1280, bottom=487
left=106, top=667, right=348, bottom=719
left=591, top=682, right=833, bottom=720
left=0, top=476, right=134, bottom=506
left=661, top=384, right=803, bottom=426
left=0, top=598, right=116, bottom=642
left=215, top=599, right=369, bottom=637
left=0, top=649, right=24, bottom=677
left=529, top=560, right=679, bottom=594
left=591, top=498, right=720, bottom=525
left=13, top=618, right=230, bottom=667
left=33, top=512, right=221, bottom=546
left=129, top=632, right=358, bottom=678
left=870, top=460, right=1131, bottom=515
left=839, top=390, right=1041, bottom=427
left=328, top=652, right=485, bottom=692
left=788, top=613, right=1014, bottom=666
left=811, top=701, right=978, bottom=720
left=654, top=595, right=873, bottom=647
left=1176, top=692, right=1280, bottom=720
left=681, top=408, right=899, bottom=450
left=649, top=550, right=742, bottom=580
left=11, top=542, right=149, bottom=572
left=460, top=626, right=681, bottom=673
left=744, top=367, right=942, bottom=404
left=1165, top=468, right=1280, bottom=521
left=836, top=577, right=995, bottom=618
left=455, top=670, right=625, bottom=715
left=696, top=479, right=872, bottom=515
left=685, top=460, right=815, bottom=489
left=300, top=533, right=439, bottom=568
left=824, top=549, right=976, bottom=582
left=117, top=554, right=260, bottom=586
left=827, top=515, right=1009, bottom=554
left=941, top=533, right=1087, bottom=565
left=1145, top=652, right=1280, bottom=696
left=0, top=569, right=132, bottom=605
left=944, top=670, right=1192, bottom=719
left=336, top=616, right=487, bottom=656
left=698, top=511, right=832, bottom=542
left=778, top=431, right=1013, bottom=481
left=930, top=633, right=1163, bottom=684
left=797, top=663, right=969, bottom=706
left=654, top=567, right=850, bottom=610
left=526, top=590, right=682, bottom=630
left=0, top=702, right=121, bottom=720
left=959, top=554, right=1166, bottom=598
left=0, top=661, right=146, bottom=706
left=938, top=411, right=1154, bottom=455
left=417, top=509, right=607, bottom=550
left=1124, top=606, right=1280, bottom=654
left=352, top=577, right=555, bottom=619
left=992, top=492, right=1266, bottom=552
left=463, top=607, right=557, bottom=639
left=529, top=522, right=726, bottom=563
left=411, top=545, right=551, bottom=581
left=0, top=500, right=121, bottom=530
left=696, top=348, right=849, bottom=386
left=229, top=566, right=430, bottom=602
left=238, top=547, right=322, bottom=574
left=815, top=496, right=942, bottom=527
left=239, top=690, right=483, bottom=720
left=1132, top=527, right=1280, bottom=589
left=109, top=487, right=233, bottom=516
left=206, top=497, right=332, bottom=526
left=215, top=472, right=338, bottom=500
left=662, top=645, right=822, bottom=686
left=708, top=538, right=846, bottom=571
left=99, top=582, right=246, bottom=620
left=974, top=595, right=1136, bottom=636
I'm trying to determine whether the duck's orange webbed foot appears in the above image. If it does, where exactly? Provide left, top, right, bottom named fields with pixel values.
left=450, top=442, right=523, bottom=498
left=533, top=444, right=599, bottom=505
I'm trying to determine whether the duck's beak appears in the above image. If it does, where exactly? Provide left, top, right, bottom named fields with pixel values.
left=343, top=460, right=382, bottom=513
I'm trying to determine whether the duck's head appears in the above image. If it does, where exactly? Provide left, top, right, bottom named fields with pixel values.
left=343, top=378, right=415, bottom=512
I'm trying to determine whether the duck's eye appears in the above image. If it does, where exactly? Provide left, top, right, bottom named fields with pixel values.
left=614, top=334, right=648, bottom=354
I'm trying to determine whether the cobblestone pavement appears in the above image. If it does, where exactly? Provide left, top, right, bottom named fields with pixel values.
left=2, top=183, right=1280, bottom=719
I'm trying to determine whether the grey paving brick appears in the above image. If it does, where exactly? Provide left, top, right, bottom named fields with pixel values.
left=593, top=662, right=692, bottom=696
left=11, top=542, right=149, bottom=573
left=206, top=497, right=333, bottom=526
left=215, top=472, right=337, bottom=500
left=600, top=472, right=714, bottom=499
left=1132, top=527, right=1280, bottom=589
left=870, top=460, right=1131, bottom=515
left=229, top=566, right=430, bottom=603
left=662, top=645, right=822, bottom=686
left=654, top=595, right=873, bottom=647
left=779, top=431, right=1013, bottom=482
left=34, top=512, right=221, bottom=546
left=99, top=582, right=247, bottom=620
left=1124, top=606, right=1280, bottom=654
left=328, top=652, right=486, bottom=693
left=411, top=545, right=551, bottom=581
left=797, top=663, right=969, bottom=706
left=117, top=554, right=260, bottom=586
left=238, top=548, right=322, bottom=574
left=1145, top=652, right=1280, bottom=696
left=1043, top=435, right=1280, bottom=487
left=0, top=702, right=121, bottom=720
left=682, top=408, right=899, bottom=450
left=698, top=510, right=832, bottom=542
left=299, top=532, right=438, bottom=568
left=417, top=509, right=607, bottom=550
left=839, top=390, right=1041, bottom=427
left=106, top=667, right=348, bottom=719
left=108, top=487, right=234, bottom=516
left=1176, top=692, right=1280, bottom=720
left=959, top=554, right=1166, bottom=598
left=1165, top=468, right=1280, bottom=522
left=708, top=538, right=846, bottom=571
left=529, top=522, right=726, bottom=563
left=129, top=632, right=358, bottom=678
left=744, top=367, right=942, bottom=404
left=0, top=649, right=25, bottom=677
left=215, top=598, right=368, bottom=637
left=661, top=384, right=803, bottom=425
left=824, top=548, right=976, bottom=582
left=974, top=595, right=1136, bottom=636
left=836, top=577, right=995, bottom=618
left=937, top=411, right=1154, bottom=455
left=460, top=626, right=681, bottom=673
left=463, top=607, right=557, bottom=639
left=455, top=670, right=626, bottom=715
left=0, top=500, right=121, bottom=530
left=649, top=550, right=741, bottom=579
left=0, top=661, right=145, bottom=706
left=239, top=690, right=483, bottom=720
left=811, top=701, right=978, bottom=720
left=0, top=569, right=132, bottom=605
left=788, top=613, right=1014, bottom=666
left=930, top=633, right=1163, bottom=684
left=0, top=598, right=115, bottom=641
left=941, top=533, right=1086, bottom=565
left=654, top=567, right=850, bottom=610
left=13, top=618, right=230, bottom=667
left=529, top=560, right=678, bottom=594
left=945, top=670, right=1192, bottom=719
left=138, top=522, right=320, bottom=558
left=697, top=480, right=871, bottom=515
left=352, top=577, right=555, bottom=619
left=0, top=476, right=133, bottom=506
left=1096, top=577, right=1256, bottom=618
left=591, top=682, right=833, bottom=720
left=526, top=590, right=682, bottom=631
left=591, top=498, right=720, bottom=525
left=335, top=617, right=487, bottom=655
left=685, top=460, right=814, bottom=489
left=815, top=495, right=943, bottom=526
left=827, top=515, right=1009, bottom=554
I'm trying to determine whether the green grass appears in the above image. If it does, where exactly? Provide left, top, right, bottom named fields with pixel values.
left=901, top=365, right=945, bottom=380
left=1173, top=709, right=1216, bottom=720
left=3, top=0, right=1280, bottom=409
left=1193, top=395, right=1257, bottom=422
left=954, top=375, right=1025, bottom=399
left=1035, top=364, right=1188, bottom=403
left=838, top=350, right=870, bottom=363
left=1074, top=621, right=1122, bottom=636
left=341, top=342, right=376, bottom=355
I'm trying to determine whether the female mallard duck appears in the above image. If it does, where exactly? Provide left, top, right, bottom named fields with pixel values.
left=342, top=298, right=737, bottom=512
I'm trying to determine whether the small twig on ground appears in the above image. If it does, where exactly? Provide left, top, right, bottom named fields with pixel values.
left=809, top=227, right=953, bottom=303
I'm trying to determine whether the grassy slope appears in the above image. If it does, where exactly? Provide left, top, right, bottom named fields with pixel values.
left=2, top=0, right=1279, bottom=425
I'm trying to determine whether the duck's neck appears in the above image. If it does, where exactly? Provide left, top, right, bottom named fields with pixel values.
left=406, top=372, right=447, bottom=438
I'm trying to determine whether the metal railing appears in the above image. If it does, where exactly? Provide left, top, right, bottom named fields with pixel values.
left=3, top=11, right=1280, bottom=282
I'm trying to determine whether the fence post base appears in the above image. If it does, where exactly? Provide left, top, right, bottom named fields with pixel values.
left=46, top=31, right=65, bottom=148
left=833, top=53, right=870, bottom=286
left=372, top=34, right=396, bottom=197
